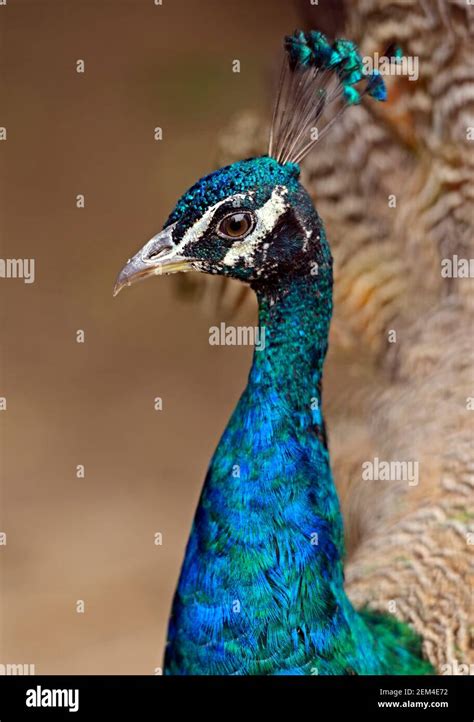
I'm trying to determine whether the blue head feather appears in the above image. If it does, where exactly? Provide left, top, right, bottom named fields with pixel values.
left=367, top=69, right=387, bottom=101
left=166, top=157, right=300, bottom=230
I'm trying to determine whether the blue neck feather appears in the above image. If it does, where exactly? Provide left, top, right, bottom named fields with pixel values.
left=164, top=217, right=432, bottom=676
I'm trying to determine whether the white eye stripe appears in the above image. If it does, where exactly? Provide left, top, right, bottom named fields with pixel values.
left=174, top=193, right=248, bottom=253
left=222, top=186, right=288, bottom=268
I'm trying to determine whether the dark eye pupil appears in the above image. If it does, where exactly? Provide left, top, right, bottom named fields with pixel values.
left=229, top=217, right=244, bottom=233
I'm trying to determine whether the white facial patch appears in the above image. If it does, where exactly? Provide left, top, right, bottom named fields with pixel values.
left=222, top=186, right=288, bottom=268
left=174, top=193, right=248, bottom=253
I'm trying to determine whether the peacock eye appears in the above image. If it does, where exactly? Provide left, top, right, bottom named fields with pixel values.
left=217, top=211, right=254, bottom=239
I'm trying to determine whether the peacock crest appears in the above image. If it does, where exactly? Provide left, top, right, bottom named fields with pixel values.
left=269, top=30, right=386, bottom=164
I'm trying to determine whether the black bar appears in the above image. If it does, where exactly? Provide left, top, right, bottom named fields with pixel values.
left=0, top=675, right=471, bottom=719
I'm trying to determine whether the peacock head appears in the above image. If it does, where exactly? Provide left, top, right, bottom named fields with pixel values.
left=114, top=31, right=386, bottom=296
left=114, top=156, right=328, bottom=294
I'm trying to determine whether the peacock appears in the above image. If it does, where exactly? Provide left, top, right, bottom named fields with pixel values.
left=207, top=0, right=474, bottom=674
left=114, top=31, right=434, bottom=675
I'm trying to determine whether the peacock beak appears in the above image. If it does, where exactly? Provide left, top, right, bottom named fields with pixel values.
left=113, top=221, right=193, bottom=297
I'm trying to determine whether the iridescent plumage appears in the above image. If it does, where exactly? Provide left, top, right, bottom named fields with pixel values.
left=115, top=30, right=433, bottom=675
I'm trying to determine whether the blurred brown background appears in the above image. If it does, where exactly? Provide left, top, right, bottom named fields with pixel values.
left=0, top=0, right=322, bottom=675
left=3, top=0, right=472, bottom=679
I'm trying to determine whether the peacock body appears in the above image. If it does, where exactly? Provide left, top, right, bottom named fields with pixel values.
left=115, top=31, right=434, bottom=675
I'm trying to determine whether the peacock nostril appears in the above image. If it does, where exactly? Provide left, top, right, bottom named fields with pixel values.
left=146, top=243, right=173, bottom=261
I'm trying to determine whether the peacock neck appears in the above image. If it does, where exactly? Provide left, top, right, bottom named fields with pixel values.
left=240, top=266, right=345, bottom=561
left=165, top=235, right=434, bottom=674
left=166, top=259, right=367, bottom=674
left=250, top=270, right=332, bottom=408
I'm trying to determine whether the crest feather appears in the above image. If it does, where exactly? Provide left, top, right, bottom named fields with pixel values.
left=268, top=30, right=387, bottom=165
